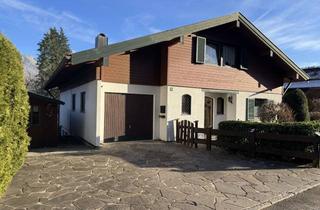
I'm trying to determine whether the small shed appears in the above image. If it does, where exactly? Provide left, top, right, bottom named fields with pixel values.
left=28, top=92, right=64, bottom=148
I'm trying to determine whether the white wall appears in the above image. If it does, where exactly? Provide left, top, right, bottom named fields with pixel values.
left=60, top=80, right=99, bottom=146
left=166, top=86, right=205, bottom=141
left=159, top=86, right=168, bottom=140
left=97, top=81, right=161, bottom=143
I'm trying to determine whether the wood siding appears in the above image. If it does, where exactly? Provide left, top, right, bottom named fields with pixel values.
left=167, top=35, right=284, bottom=94
left=28, top=96, right=59, bottom=148
left=104, top=93, right=126, bottom=139
left=100, top=44, right=166, bottom=86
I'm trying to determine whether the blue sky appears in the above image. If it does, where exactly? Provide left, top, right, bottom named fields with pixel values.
left=0, top=0, right=320, bottom=67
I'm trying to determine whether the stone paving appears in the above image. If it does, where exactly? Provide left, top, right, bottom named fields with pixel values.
left=1, top=140, right=320, bottom=210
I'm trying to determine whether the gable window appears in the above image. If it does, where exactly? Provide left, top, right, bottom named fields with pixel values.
left=80, top=92, right=86, bottom=113
left=72, top=94, right=76, bottom=111
left=30, top=105, right=40, bottom=125
left=217, top=97, right=224, bottom=115
left=205, top=43, right=219, bottom=65
left=222, top=45, right=236, bottom=67
left=182, top=94, right=191, bottom=115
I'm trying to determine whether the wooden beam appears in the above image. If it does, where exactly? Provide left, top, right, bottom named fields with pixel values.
left=236, top=20, right=240, bottom=28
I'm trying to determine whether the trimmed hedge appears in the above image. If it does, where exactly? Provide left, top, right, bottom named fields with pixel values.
left=0, top=34, right=30, bottom=196
left=218, top=121, right=320, bottom=158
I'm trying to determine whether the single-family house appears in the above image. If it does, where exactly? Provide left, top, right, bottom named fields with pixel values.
left=45, top=12, right=309, bottom=146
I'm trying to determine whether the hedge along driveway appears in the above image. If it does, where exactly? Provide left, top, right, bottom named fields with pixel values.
left=1, top=141, right=320, bottom=210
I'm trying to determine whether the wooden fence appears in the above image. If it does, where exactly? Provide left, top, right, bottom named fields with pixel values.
left=176, top=120, right=320, bottom=168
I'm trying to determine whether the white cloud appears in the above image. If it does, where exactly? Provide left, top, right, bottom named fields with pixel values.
left=250, top=0, right=320, bottom=52
left=0, top=0, right=98, bottom=44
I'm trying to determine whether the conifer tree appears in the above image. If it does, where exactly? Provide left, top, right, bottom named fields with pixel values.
left=36, top=27, right=71, bottom=94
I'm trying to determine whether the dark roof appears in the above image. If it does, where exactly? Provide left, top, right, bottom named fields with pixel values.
left=303, top=67, right=320, bottom=80
left=45, top=12, right=309, bottom=89
left=28, top=91, right=65, bottom=105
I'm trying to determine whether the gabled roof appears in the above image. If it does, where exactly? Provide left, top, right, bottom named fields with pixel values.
left=69, top=12, right=308, bottom=80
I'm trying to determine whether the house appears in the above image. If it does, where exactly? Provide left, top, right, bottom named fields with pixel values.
left=45, top=12, right=309, bottom=146
left=287, top=67, right=320, bottom=99
left=28, top=92, right=64, bottom=148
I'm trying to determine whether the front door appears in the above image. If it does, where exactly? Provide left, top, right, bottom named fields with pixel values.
left=204, top=96, right=213, bottom=128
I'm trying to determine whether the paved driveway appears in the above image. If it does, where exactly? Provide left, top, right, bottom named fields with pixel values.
left=1, top=141, right=320, bottom=210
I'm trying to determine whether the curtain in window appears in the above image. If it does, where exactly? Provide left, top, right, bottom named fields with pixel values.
left=223, top=45, right=236, bottom=66
left=205, top=44, right=218, bottom=65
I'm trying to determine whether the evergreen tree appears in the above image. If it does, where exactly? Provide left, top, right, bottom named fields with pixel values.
left=0, top=33, right=30, bottom=196
left=36, top=27, right=71, bottom=94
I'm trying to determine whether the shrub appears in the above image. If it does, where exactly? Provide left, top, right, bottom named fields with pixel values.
left=0, top=34, right=30, bottom=197
left=218, top=121, right=320, bottom=160
left=310, top=112, right=320, bottom=121
left=258, top=102, right=294, bottom=123
left=283, top=89, right=310, bottom=121
left=259, top=101, right=277, bottom=122
left=277, top=103, right=294, bottom=123
left=309, top=99, right=320, bottom=112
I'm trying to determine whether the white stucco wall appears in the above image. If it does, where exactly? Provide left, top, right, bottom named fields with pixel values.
left=166, top=86, right=205, bottom=141
left=97, top=81, right=162, bottom=143
left=59, top=80, right=99, bottom=146
left=159, top=86, right=168, bottom=140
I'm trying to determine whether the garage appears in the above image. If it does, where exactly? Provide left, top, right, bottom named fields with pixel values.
left=104, top=93, right=153, bottom=141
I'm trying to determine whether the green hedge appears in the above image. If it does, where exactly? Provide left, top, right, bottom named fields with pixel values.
left=218, top=121, right=320, bottom=158
left=0, top=34, right=30, bottom=197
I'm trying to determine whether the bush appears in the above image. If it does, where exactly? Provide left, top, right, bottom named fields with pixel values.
left=309, top=99, right=320, bottom=112
left=283, top=89, right=310, bottom=121
left=259, top=101, right=277, bottom=122
left=277, top=103, right=294, bottom=123
left=218, top=121, right=320, bottom=160
left=0, top=34, right=30, bottom=196
left=310, top=112, right=320, bottom=121
left=259, top=102, right=294, bottom=123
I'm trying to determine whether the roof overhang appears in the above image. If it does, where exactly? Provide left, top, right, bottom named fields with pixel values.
left=46, top=12, right=309, bottom=90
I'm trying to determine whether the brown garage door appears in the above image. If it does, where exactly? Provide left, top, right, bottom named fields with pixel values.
left=104, top=93, right=153, bottom=141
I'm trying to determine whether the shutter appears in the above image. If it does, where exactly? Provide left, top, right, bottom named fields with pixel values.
left=196, top=36, right=206, bottom=64
left=240, top=48, right=248, bottom=70
left=246, top=98, right=255, bottom=121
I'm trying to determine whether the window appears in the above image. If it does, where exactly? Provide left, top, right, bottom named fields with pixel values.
left=80, top=92, right=86, bottom=113
left=217, top=97, right=224, bottom=115
left=30, top=105, right=39, bottom=125
left=205, top=43, right=219, bottom=65
left=246, top=98, right=268, bottom=121
left=254, top=99, right=268, bottom=118
left=222, top=45, right=236, bottom=67
left=72, top=94, right=76, bottom=111
left=182, top=94, right=191, bottom=115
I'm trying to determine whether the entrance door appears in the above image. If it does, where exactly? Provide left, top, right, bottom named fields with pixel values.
left=204, top=96, right=213, bottom=128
